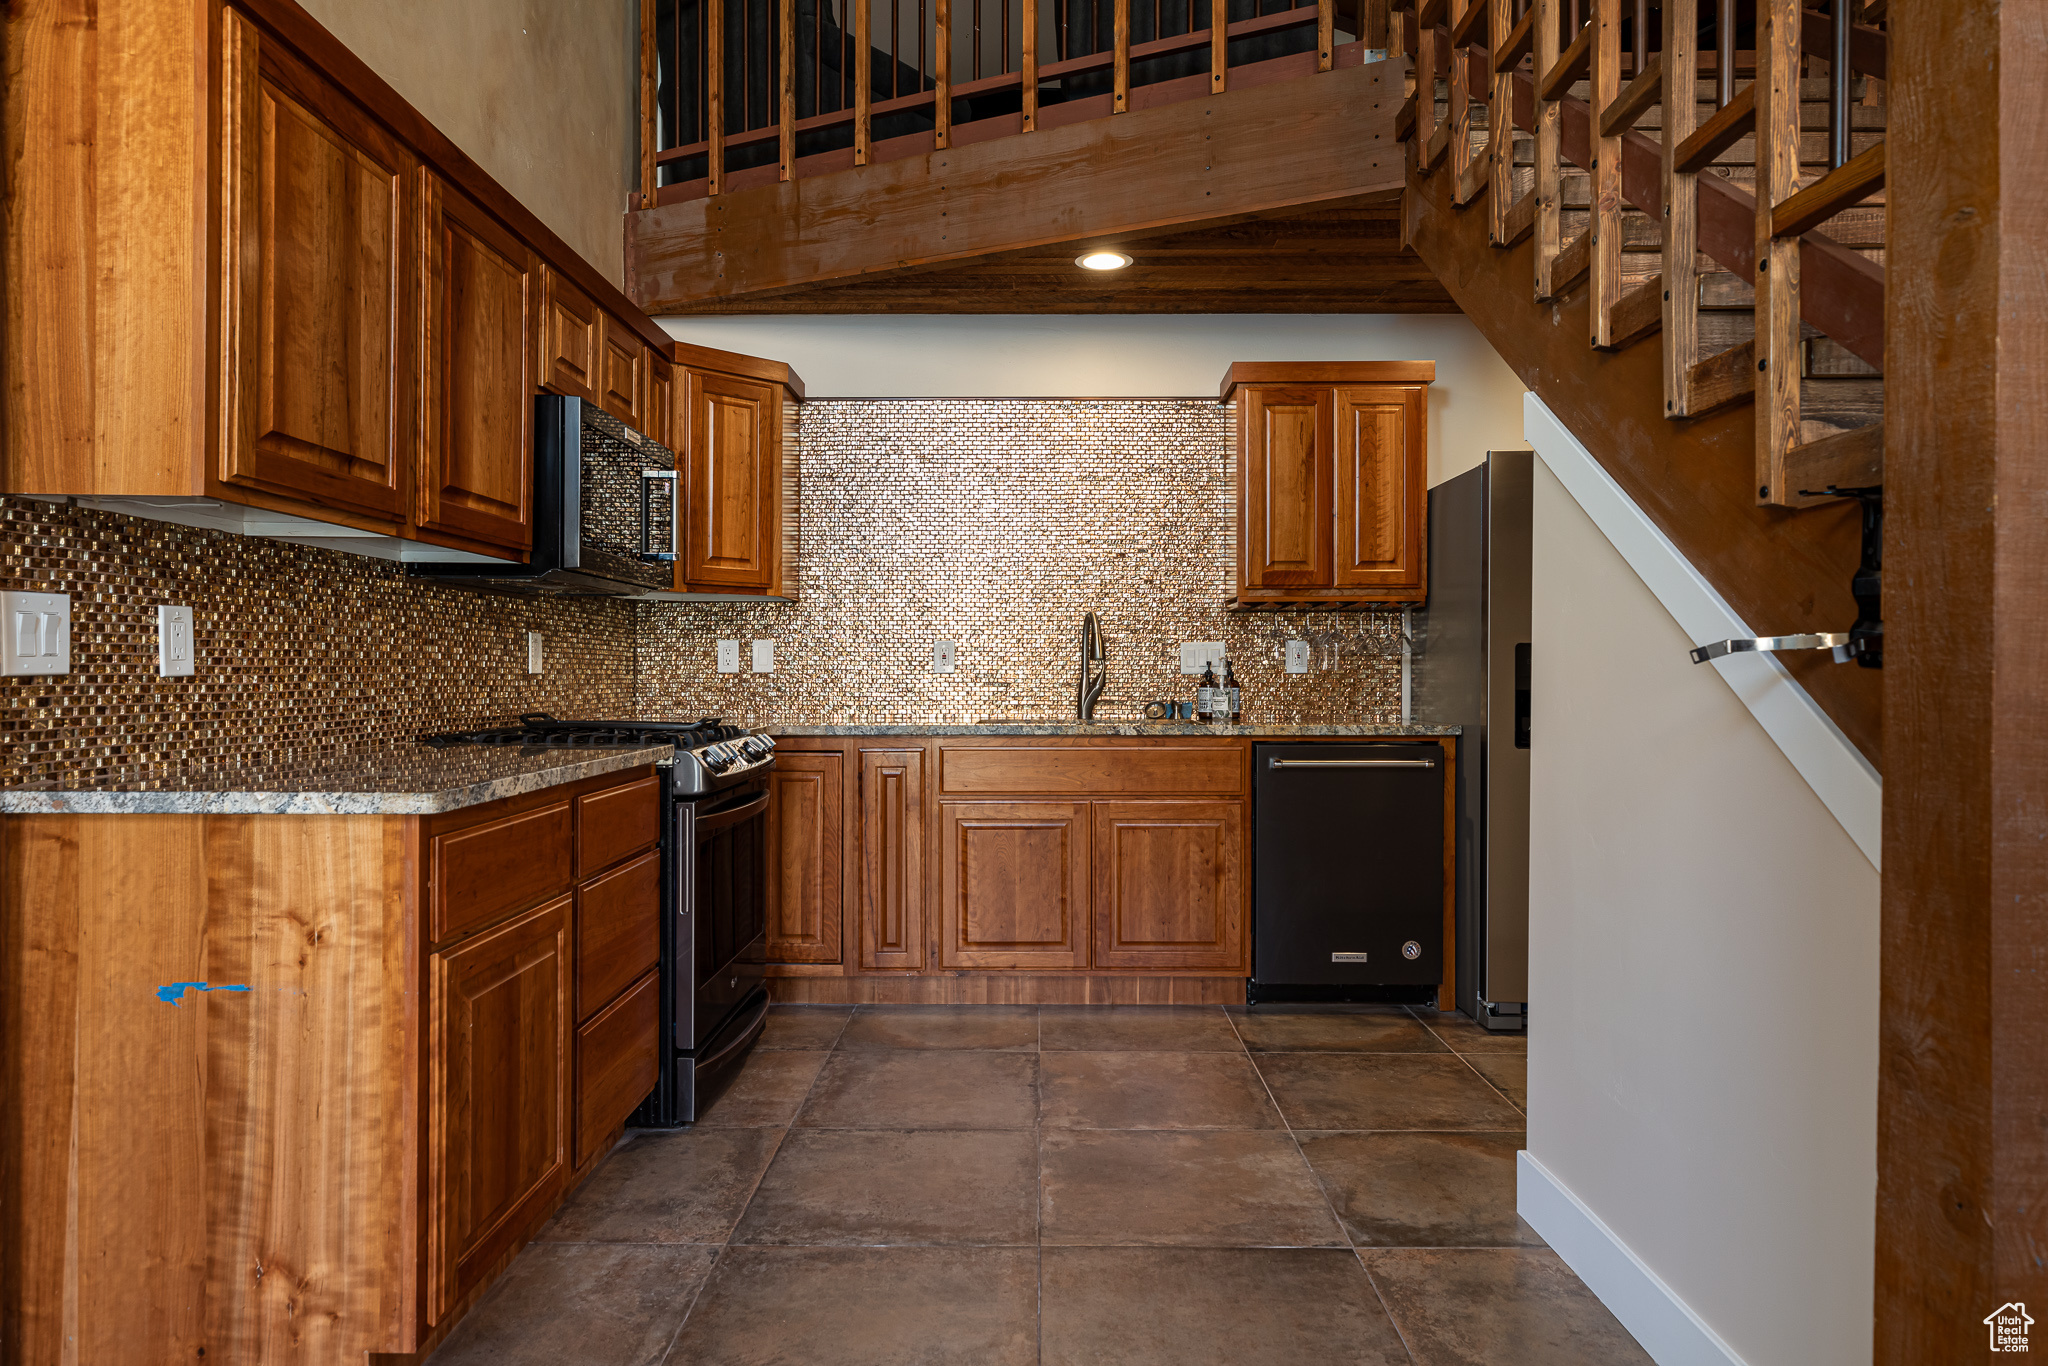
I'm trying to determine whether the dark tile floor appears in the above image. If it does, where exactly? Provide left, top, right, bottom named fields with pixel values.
left=427, top=1004, right=1652, bottom=1366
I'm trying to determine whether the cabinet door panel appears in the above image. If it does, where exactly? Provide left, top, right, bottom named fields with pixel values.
left=1092, top=802, right=1246, bottom=971
left=429, top=897, right=571, bottom=1321
left=576, top=849, right=662, bottom=1021
left=574, top=969, right=660, bottom=1165
left=646, top=353, right=675, bottom=450
left=1333, top=385, right=1427, bottom=593
left=768, top=752, right=844, bottom=964
left=430, top=800, right=573, bottom=945
left=601, top=318, right=645, bottom=430
left=939, top=802, right=1090, bottom=969
left=1240, top=387, right=1332, bottom=588
left=683, top=370, right=780, bottom=590
left=220, top=13, right=414, bottom=519
left=540, top=266, right=600, bottom=401
left=859, top=749, right=925, bottom=970
left=419, top=172, right=536, bottom=552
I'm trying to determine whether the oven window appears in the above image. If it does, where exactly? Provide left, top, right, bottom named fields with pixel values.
left=695, top=798, right=767, bottom=986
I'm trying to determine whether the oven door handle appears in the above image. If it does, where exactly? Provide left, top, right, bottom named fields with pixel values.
left=693, top=790, right=769, bottom=835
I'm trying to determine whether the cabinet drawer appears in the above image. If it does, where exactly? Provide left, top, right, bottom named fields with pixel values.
left=578, top=774, right=661, bottom=875
left=431, top=801, right=573, bottom=944
left=575, top=969, right=660, bottom=1165
left=938, top=744, right=1243, bottom=797
left=577, top=849, right=662, bottom=1021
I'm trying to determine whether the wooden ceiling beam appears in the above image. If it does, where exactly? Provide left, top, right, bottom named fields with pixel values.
left=626, top=60, right=1409, bottom=312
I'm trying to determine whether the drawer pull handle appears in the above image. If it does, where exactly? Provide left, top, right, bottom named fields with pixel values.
left=1266, top=758, right=1436, bottom=769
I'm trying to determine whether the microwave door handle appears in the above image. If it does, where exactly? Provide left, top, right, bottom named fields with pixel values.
left=639, top=469, right=679, bottom=563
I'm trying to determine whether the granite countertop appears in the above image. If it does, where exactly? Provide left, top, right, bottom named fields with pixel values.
left=0, top=743, right=674, bottom=816
left=767, top=722, right=1460, bottom=737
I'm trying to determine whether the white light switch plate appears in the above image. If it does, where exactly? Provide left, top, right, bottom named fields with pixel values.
left=716, top=640, right=742, bottom=673
left=1179, top=641, right=1226, bottom=675
left=157, top=605, right=195, bottom=677
left=1285, top=640, right=1311, bottom=673
left=932, top=640, right=957, bottom=673
left=751, top=639, right=776, bottom=673
left=526, top=631, right=544, bottom=674
left=1, top=591, right=70, bottom=676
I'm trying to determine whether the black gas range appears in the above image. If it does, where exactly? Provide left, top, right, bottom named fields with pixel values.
left=419, top=713, right=776, bottom=1124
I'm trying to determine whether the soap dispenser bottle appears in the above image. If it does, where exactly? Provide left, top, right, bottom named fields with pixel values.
left=1196, top=662, right=1219, bottom=722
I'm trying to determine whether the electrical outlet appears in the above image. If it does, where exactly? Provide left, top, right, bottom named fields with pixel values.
left=1, top=592, right=70, bottom=677
left=751, top=639, right=775, bottom=673
left=932, top=640, right=957, bottom=673
left=526, top=631, right=544, bottom=674
left=716, top=640, right=742, bottom=673
left=1178, top=641, right=1226, bottom=675
left=1285, top=639, right=1311, bottom=674
left=157, top=605, right=195, bottom=678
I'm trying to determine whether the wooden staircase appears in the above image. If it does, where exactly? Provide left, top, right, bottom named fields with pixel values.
left=1396, top=0, right=1886, bottom=762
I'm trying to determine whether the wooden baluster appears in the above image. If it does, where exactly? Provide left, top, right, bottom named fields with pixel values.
left=1114, top=0, right=1131, bottom=110
left=1715, top=0, right=1734, bottom=105
left=1754, top=0, right=1801, bottom=503
left=709, top=0, right=725, bottom=194
left=1487, top=0, right=1515, bottom=239
left=1365, top=0, right=1390, bottom=49
left=1448, top=0, right=1472, bottom=196
left=1023, top=0, right=1039, bottom=128
left=856, top=0, right=872, bottom=161
left=936, top=0, right=952, bottom=147
left=1661, top=0, right=1701, bottom=415
left=1415, top=10, right=1438, bottom=157
left=1587, top=0, right=1620, bottom=341
left=640, top=0, right=658, bottom=206
left=779, top=0, right=795, bottom=179
left=1318, top=0, right=1334, bottom=69
left=1211, top=0, right=1227, bottom=91
left=1531, top=0, right=1561, bottom=294
left=1631, top=0, right=1645, bottom=71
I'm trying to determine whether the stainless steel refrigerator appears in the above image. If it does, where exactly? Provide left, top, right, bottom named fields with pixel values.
left=1413, top=451, right=1531, bottom=1031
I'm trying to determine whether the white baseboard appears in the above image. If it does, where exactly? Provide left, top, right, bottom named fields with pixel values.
left=1522, top=393, right=1881, bottom=871
left=1518, top=1151, right=1749, bottom=1366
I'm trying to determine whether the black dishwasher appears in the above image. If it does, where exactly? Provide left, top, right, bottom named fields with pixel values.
left=1251, top=742, right=1445, bottom=1004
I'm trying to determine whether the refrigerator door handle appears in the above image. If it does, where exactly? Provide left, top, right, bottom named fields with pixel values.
left=1266, top=757, right=1437, bottom=769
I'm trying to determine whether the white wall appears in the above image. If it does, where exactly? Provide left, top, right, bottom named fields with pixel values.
left=1525, top=459, right=1879, bottom=1365
left=299, top=0, right=636, bottom=286
left=662, top=314, right=1529, bottom=487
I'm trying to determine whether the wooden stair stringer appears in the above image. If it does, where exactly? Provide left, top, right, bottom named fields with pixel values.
left=1401, top=159, right=1882, bottom=767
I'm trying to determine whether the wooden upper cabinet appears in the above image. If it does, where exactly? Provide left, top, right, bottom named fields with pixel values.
left=600, top=317, right=646, bottom=430
left=1091, top=801, right=1246, bottom=971
left=418, top=173, right=538, bottom=554
left=219, top=12, right=415, bottom=521
left=429, top=896, right=572, bottom=1322
left=767, top=751, right=844, bottom=964
left=540, top=265, right=602, bottom=402
left=681, top=368, right=781, bottom=592
left=646, top=352, right=675, bottom=450
left=1223, top=362, right=1433, bottom=605
left=938, top=802, right=1092, bottom=970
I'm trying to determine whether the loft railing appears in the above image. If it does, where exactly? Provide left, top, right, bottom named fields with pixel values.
left=1398, top=0, right=1886, bottom=507
left=638, top=0, right=1394, bottom=202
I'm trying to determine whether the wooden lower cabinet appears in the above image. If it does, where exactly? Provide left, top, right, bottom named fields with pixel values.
left=938, top=801, right=1092, bottom=969
left=1092, top=801, right=1246, bottom=970
left=574, top=969, right=661, bottom=1165
left=767, top=751, right=844, bottom=963
left=859, top=748, right=926, bottom=969
left=428, top=896, right=573, bottom=1322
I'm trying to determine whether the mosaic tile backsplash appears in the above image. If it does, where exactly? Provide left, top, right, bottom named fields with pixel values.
left=0, top=498, right=634, bottom=787
left=635, top=400, right=1405, bottom=726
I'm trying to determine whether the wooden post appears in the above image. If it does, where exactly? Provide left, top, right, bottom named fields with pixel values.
left=708, top=0, right=725, bottom=194
left=1660, top=0, right=1699, bottom=414
left=1317, top=0, right=1334, bottom=70
left=1211, top=0, right=1228, bottom=91
left=935, top=0, right=952, bottom=147
left=1486, top=0, right=1514, bottom=238
left=856, top=0, right=872, bottom=162
left=1365, top=0, right=1390, bottom=49
left=1879, top=0, right=2048, bottom=1355
left=639, top=0, right=658, bottom=206
left=779, top=0, right=796, bottom=180
left=1447, top=0, right=1470, bottom=193
left=1022, top=0, right=1039, bottom=129
left=1586, top=0, right=1620, bottom=342
left=1415, top=10, right=1438, bottom=153
left=1114, top=0, right=1131, bottom=110
left=1753, top=0, right=1800, bottom=504
left=1531, top=0, right=1560, bottom=296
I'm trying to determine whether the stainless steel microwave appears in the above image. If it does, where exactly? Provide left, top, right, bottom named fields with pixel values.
left=409, top=395, right=677, bottom=596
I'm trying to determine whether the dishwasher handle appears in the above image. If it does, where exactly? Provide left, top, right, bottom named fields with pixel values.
left=1266, top=757, right=1436, bottom=769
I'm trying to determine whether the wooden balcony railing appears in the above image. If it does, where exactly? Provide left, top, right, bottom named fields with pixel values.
left=1398, top=0, right=1887, bottom=508
left=639, top=0, right=1394, bottom=202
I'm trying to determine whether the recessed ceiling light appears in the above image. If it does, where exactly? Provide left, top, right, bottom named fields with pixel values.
left=1075, top=250, right=1133, bottom=271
